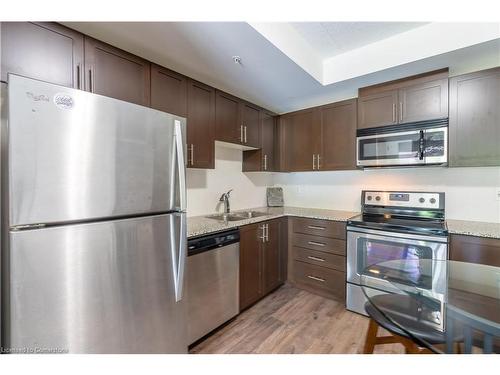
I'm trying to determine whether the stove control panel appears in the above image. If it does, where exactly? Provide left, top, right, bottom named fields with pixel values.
left=363, top=191, right=442, bottom=209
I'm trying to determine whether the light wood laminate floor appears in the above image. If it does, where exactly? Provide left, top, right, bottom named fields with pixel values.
left=190, top=284, right=405, bottom=354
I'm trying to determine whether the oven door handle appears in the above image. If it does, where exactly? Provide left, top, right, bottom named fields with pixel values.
left=346, top=225, right=448, bottom=243
left=419, top=130, right=425, bottom=160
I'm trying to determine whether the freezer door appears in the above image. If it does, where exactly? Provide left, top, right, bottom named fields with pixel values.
left=7, top=213, right=187, bottom=353
left=7, top=75, right=186, bottom=227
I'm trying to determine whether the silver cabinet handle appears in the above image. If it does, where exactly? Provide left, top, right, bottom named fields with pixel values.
left=265, top=223, right=269, bottom=242
left=240, top=125, right=244, bottom=143
left=399, top=102, right=403, bottom=122
left=317, top=154, right=321, bottom=170
left=263, top=154, right=268, bottom=171
left=88, top=68, right=94, bottom=93
left=308, top=241, right=325, bottom=247
left=307, top=275, right=325, bottom=282
left=308, top=225, right=325, bottom=230
left=260, top=225, right=266, bottom=242
left=392, top=103, right=396, bottom=123
left=312, top=154, right=316, bottom=170
left=307, top=256, right=325, bottom=262
left=76, top=64, right=81, bottom=90
left=244, top=126, right=247, bottom=143
left=190, top=144, right=194, bottom=166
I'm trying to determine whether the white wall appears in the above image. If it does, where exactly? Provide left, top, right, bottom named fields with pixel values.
left=274, top=167, right=500, bottom=223
left=187, top=143, right=500, bottom=223
left=186, top=145, right=274, bottom=217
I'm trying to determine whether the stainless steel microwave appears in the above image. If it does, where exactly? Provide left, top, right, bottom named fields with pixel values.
left=356, top=122, right=448, bottom=168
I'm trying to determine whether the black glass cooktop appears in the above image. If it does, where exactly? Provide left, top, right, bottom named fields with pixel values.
left=348, top=214, right=448, bottom=237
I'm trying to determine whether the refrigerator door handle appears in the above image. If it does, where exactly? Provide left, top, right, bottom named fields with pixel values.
left=174, top=120, right=187, bottom=211
left=170, top=213, right=187, bottom=302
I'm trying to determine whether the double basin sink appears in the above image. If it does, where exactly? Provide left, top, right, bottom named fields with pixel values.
left=205, top=210, right=269, bottom=222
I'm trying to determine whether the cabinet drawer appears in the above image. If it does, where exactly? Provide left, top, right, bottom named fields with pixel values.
left=292, top=246, right=345, bottom=272
left=292, top=217, right=346, bottom=240
left=291, top=233, right=346, bottom=256
left=293, top=261, right=345, bottom=301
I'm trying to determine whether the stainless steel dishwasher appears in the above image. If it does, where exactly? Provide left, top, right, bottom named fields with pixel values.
left=186, top=229, right=240, bottom=344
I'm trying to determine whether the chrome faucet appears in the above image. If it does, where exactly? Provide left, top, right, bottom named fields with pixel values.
left=219, top=189, right=233, bottom=214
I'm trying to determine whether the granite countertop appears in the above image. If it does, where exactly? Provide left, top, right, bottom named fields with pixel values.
left=187, top=206, right=359, bottom=238
left=447, top=219, right=500, bottom=240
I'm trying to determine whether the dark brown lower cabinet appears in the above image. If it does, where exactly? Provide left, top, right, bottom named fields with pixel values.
left=450, top=234, right=500, bottom=267
left=239, top=218, right=287, bottom=311
left=289, top=217, right=346, bottom=302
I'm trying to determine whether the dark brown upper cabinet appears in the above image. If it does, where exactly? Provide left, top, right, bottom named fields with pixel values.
left=215, top=90, right=241, bottom=143
left=242, top=110, right=276, bottom=172
left=320, top=99, right=357, bottom=170
left=215, top=90, right=261, bottom=147
left=358, top=69, right=449, bottom=129
left=186, top=79, right=216, bottom=169
left=280, top=107, right=321, bottom=171
left=150, top=64, right=187, bottom=117
left=1, top=22, right=84, bottom=88
left=449, top=67, right=500, bottom=167
left=357, top=90, right=398, bottom=129
left=280, top=100, right=357, bottom=172
left=239, top=219, right=286, bottom=311
left=84, top=37, right=151, bottom=106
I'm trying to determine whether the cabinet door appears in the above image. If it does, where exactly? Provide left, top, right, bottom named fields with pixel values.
left=84, top=37, right=151, bottom=106
left=215, top=91, right=241, bottom=144
left=241, top=102, right=261, bottom=147
left=150, top=64, right=187, bottom=116
left=261, top=111, right=276, bottom=171
left=450, top=235, right=500, bottom=267
left=239, top=223, right=263, bottom=310
left=357, top=90, right=398, bottom=129
left=449, top=68, right=500, bottom=167
left=1, top=22, right=83, bottom=88
left=186, top=79, right=215, bottom=169
left=320, top=99, right=357, bottom=170
left=399, top=78, right=448, bottom=123
left=242, top=111, right=275, bottom=172
left=263, top=220, right=282, bottom=295
left=282, top=108, right=321, bottom=171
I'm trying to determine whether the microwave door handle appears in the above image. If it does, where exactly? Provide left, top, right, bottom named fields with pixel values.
left=419, top=130, right=425, bottom=160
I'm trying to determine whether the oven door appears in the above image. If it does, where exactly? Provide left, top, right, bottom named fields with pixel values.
left=346, top=227, right=448, bottom=289
left=356, top=126, right=448, bottom=167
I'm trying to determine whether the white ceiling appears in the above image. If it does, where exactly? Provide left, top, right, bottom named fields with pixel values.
left=290, top=22, right=427, bottom=59
left=63, top=22, right=500, bottom=114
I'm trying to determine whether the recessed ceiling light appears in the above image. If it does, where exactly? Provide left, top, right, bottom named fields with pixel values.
left=232, top=56, right=242, bottom=65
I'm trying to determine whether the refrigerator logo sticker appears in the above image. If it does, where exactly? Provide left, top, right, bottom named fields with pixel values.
left=53, top=93, right=74, bottom=110
left=26, top=92, right=49, bottom=102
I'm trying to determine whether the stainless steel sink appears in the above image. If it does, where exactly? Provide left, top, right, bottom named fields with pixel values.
left=205, top=211, right=269, bottom=222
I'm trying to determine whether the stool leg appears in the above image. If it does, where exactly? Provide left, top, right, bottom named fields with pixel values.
left=363, top=318, right=379, bottom=354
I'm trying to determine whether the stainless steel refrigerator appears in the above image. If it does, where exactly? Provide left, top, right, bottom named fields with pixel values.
left=0, top=75, right=188, bottom=353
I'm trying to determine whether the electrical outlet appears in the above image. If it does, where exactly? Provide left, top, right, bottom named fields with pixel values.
left=497, top=188, right=500, bottom=201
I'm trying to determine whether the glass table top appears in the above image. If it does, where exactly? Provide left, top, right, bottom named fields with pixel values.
left=360, top=259, right=500, bottom=354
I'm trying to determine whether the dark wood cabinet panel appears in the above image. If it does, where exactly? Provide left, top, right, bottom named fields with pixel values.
left=281, top=108, right=321, bottom=171
left=150, top=64, right=187, bottom=117
left=263, top=219, right=282, bottom=295
left=320, top=99, right=357, bottom=170
left=450, top=234, right=500, bottom=267
left=449, top=67, right=500, bottom=167
left=186, top=79, right=215, bottom=169
left=292, top=246, right=345, bottom=272
left=239, top=223, right=263, bottom=311
left=215, top=91, right=241, bottom=144
left=291, top=217, right=346, bottom=240
left=1, top=22, right=83, bottom=88
left=292, top=261, right=346, bottom=302
left=357, top=90, right=398, bottom=129
left=291, top=233, right=346, bottom=256
left=84, top=37, right=151, bottom=106
left=399, top=78, right=448, bottom=123
left=242, top=110, right=276, bottom=172
left=241, top=102, right=261, bottom=148
left=240, top=219, right=287, bottom=311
